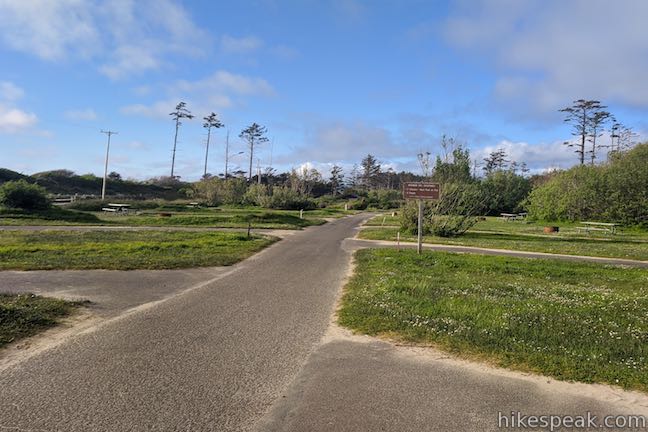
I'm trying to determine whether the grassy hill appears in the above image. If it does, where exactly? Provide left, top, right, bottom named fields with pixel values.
left=0, top=168, right=187, bottom=200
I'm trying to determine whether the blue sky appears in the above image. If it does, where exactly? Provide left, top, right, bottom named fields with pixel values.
left=1, top=0, right=647, bottom=180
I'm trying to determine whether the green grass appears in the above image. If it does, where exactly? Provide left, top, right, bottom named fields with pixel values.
left=0, top=230, right=276, bottom=270
left=0, top=207, right=102, bottom=225
left=102, top=211, right=325, bottom=229
left=338, top=249, right=648, bottom=391
left=359, top=225, right=648, bottom=261
left=0, top=205, right=331, bottom=229
left=0, top=293, right=82, bottom=348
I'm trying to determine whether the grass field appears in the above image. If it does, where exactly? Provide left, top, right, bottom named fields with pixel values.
left=338, top=249, right=648, bottom=391
left=359, top=216, right=648, bottom=261
left=0, top=230, right=276, bottom=270
left=0, top=207, right=103, bottom=225
left=0, top=206, right=334, bottom=229
left=0, top=293, right=83, bottom=348
left=98, top=211, right=324, bottom=229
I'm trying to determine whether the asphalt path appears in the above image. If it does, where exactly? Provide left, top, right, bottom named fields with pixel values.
left=0, top=214, right=370, bottom=431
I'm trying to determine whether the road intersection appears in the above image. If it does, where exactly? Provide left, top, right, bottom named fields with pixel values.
left=1, top=215, right=646, bottom=431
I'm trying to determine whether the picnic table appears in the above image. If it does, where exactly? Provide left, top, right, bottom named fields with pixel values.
left=500, top=213, right=519, bottom=221
left=102, top=203, right=131, bottom=214
left=576, top=221, right=618, bottom=235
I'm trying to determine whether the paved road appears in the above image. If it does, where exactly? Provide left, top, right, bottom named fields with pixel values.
left=0, top=214, right=369, bottom=431
left=258, top=327, right=648, bottom=431
left=0, top=267, right=229, bottom=318
left=2, top=215, right=647, bottom=431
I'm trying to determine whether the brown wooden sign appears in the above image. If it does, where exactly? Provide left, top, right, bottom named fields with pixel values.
left=403, top=182, right=440, bottom=200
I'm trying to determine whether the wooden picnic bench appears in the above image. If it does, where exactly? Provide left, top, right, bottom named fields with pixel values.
left=102, top=203, right=131, bottom=214
left=576, top=221, right=618, bottom=235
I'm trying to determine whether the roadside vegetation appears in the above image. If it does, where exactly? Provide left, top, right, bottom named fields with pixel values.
left=338, top=249, right=648, bottom=391
left=0, top=230, right=275, bottom=270
left=0, top=293, right=83, bottom=348
left=360, top=216, right=648, bottom=261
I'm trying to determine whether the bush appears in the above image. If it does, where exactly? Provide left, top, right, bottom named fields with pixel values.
left=347, top=198, right=368, bottom=210
left=525, top=144, right=648, bottom=226
left=399, top=182, right=482, bottom=237
left=0, top=180, right=51, bottom=210
left=191, top=178, right=248, bottom=206
left=605, top=144, right=648, bottom=226
left=264, top=186, right=316, bottom=210
left=243, top=184, right=269, bottom=206
left=366, top=189, right=402, bottom=209
left=480, top=171, right=531, bottom=215
left=525, top=165, right=606, bottom=222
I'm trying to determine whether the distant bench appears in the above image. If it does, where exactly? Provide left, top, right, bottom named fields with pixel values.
left=576, top=221, right=618, bottom=235
left=101, top=203, right=131, bottom=214
left=501, top=212, right=528, bottom=221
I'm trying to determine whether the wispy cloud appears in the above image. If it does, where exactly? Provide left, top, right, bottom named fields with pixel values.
left=0, top=0, right=208, bottom=79
left=122, top=70, right=274, bottom=119
left=443, top=0, right=648, bottom=114
left=0, top=81, right=37, bottom=133
left=0, top=81, right=25, bottom=101
left=64, top=108, right=97, bottom=121
left=220, top=34, right=263, bottom=53
left=0, top=104, right=37, bottom=133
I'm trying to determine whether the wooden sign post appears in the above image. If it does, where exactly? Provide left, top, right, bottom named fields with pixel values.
left=402, top=182, right=440, bottom=254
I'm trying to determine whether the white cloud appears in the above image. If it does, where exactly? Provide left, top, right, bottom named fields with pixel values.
left=220, top=35, right=263, bottom=53
left=0, top=81, right=24, bottom=101
left=270, top=44, right=299, bottom=60
left=174, top=70, right=275, bottom=96
left=0, top=0, right=208, bottom=78
left=0, top=103, right=37, bottom=133
left=475, top=139, right=584, bottom=171
left=0, top=0, right=99, bottom=60
left=121, top=99, right=184, bottom=119
left=0, top=81, right=37, bottom=133
left=443, top=0, right=648, bottom=112
left=277, top=120, right=401, bottom=165
left=132, top=85, right=151, bottom=96
left=127, top=140, right=148, bottom=150
left=122, top=70, right=273, bottom=119
left=99, top=43, right=161, bottom=79
left=64, top=108, right=97, bottom=121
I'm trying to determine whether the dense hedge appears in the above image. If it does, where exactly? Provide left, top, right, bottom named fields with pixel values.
left=525, top=144, right=648, bottom=226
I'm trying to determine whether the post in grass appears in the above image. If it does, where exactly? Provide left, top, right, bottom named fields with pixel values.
left=402, top=182, right=441, bottom=255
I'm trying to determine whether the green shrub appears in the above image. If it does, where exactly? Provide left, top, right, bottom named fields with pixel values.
left=0, top=180, right=51, bottom=210
left=366, top=189, right=402, bottom=209
left=605, top=144, right=648, bottom=226
left=480, top=171, right=531, bottom=215
left=399, top=182, right=482, bottom=237
left=191, top=178, right=248, bottom=206
left=264, top=186, right=316, bottom=210
left=525, top=145, right=648, bottom=226
left=243, top=184, right=269, bottom=206
left=348, top=198, right=368, bottom=210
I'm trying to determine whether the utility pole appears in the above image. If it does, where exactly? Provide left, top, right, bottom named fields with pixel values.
left=257, top=158, right=261, bottom=184
left=100, top=130, right=117, bottom=201
left=224, top=130, right=229, bottom=179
